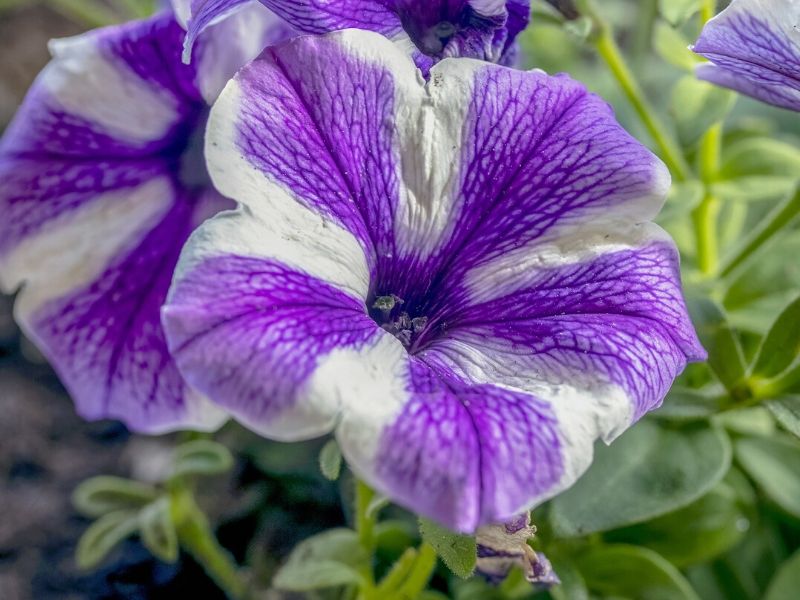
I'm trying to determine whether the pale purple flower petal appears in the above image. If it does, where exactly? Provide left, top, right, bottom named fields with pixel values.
left=693, top=0, right=800, bottom=112
left=179, top=0, right=529, bottom=70
left=0, top=9, right=284, bottom=432
left=163, top=30, right=704, bottom=530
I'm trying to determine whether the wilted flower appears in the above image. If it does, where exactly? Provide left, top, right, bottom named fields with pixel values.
left=693, top=0, right=800, bottom=112
left=0, top=3, right=288, bottom=432
left=163, top=30, right=705, bottom=531
left=182, top=0, right=531, bottom=70
left=476, top=514, right=559, bottom=586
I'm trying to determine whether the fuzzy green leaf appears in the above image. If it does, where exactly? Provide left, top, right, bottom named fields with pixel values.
left=576, top=544, right=701, bottom=599
left=607, top=482, right=748, bottom=567
left=72, top=476, right=158, bottom=518
left=419, top=518, right=476, bottom=579
left=76, top=510, right=140, bottom=570
left=318, top=439, right=342, bottom=481
left=172, top=440, right=234, bottom=479
left=765, top=549, right=800, bottom=600
left=753, top=296, right=800, bottom=378
left=550, top=421, right=731, bottom=536
left=687, top=297, right=748, bottom=391
left=735, top=436, right=800, bottom=519
left=273, top=529, right=366, bottom=591
left=767, top=396, right=800, bottom=438
left=138, top=497, right=179, bottom=563
left=659, top=0, right=701, bottom=25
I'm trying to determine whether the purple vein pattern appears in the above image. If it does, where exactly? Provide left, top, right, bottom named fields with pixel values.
left=181, top=0, right=530, bottom=71
left=693, top=0, right=800, bottom=112
left=0, top=3, right=288, bottom=432
left=163, top=30, right=706, bottom=531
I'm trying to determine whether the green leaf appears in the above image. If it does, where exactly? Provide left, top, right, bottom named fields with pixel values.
left=659, top=0, right=701, bottom=25
left=712, top=177, right=798, bottom=203
left=76, top=510, right=140, bottom=570
left=752, top=296, right=800, bottom=378
left=576, top=544, right=701, bottom=600
left=72, top=476, right=158, bottom=518
left=765, top=549, right=800, bottom=600
left=418, top=517, right=476, bottom=579
left=735, top=436, right=800, bottom=519
left=172, top=440, right=234, bottom=479
left=653, top=22, right=702, bottom=71
left=657, top=180, right=705, bottom=224
left=720, top=137, right=800, bottom=179
left=564, top=16, right=593, bottom=41
left=767, top=396, right=800, bottom=438
left=272, top=529, right=367, bottom=591
left=714, top=407, right=776, bottom=437
left=671, top=77, right=737, bottom=147
left=318, top=438, right=342, bottom=481
left=548, top=555, right=590, bottom=600
left=687, top=297, right=748, bottom=391
left=607, top=482, right=748, bottom=567
left=653, top=386, right=728, bottom=421
left=138, top=497, right=179, bottom=563
left=550, top=421, right=732, bottom=536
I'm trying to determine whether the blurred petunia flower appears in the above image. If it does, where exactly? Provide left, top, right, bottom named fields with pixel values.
left=163, top=30, right=706, bottom=531
left=693, top=0, right=800, bottom=112
left=181, top=0, right=531, bottom=71
left=0, top=3, right=289, bottom=432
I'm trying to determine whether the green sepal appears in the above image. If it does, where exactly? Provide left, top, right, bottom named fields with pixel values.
left=172, top=439, right=235, bottom=479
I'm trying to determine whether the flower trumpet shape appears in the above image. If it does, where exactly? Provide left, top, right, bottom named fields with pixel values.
left=693, top=0, right=800, bottom=112
left=162, top=30, right=706, bottom=531
left=0, top=4, right=289, bottom=432
left=180, top=0, right=530, bottom=70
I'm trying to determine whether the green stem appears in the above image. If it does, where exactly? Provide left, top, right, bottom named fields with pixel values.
left=172, top=488, right=246, bottom=600
left=577, top=0, right=692, bottom=181
left=355, top=479, right=377, bottom=555
left=693, top=123, right=723, bottom=275
left=753, top=363, right=800, bottom=400
left=393, top=543, right=437, bottom=600
left=354, top=479, right=377, bottom=598
left=700, top=0, right=716, bottom=24
left=377, top=548, right=419, bottom=595
left=720, top=186, right=800, bottom=279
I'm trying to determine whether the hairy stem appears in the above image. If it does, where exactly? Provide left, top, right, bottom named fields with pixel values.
left=393, top=543, right=437, bottom=600
left=354, top=479, right=378, bottom=598
left=577, top=0, right=692, bottom=181
left=172, top=488, right=246, bottom=600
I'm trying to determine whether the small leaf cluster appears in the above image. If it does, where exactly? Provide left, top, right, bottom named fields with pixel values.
left=73, top=439, right=234, bottom=569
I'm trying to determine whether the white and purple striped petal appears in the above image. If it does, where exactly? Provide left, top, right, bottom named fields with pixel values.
left=0, top=9, right=285, bottom=432
left=163, top=30, right=704, bottom=530
left=179, top=0, right=530, bottom=70
left=693, top=0, right=800, bottom=112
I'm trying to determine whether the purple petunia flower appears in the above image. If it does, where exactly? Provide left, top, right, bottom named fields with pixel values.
left=693, top=0, right=800, bottom=112
left=162, top=30, right=706, bottom=531
left=0, top=3, right=289, bottom=432
left=181, top=0, right=530, bottom=71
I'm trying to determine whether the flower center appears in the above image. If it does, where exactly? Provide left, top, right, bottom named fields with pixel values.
left=178, top=107, right=212, bottom=190
left=395, top=1, right=466, bottom=56
left=370, top=294, right=429, bottom=349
